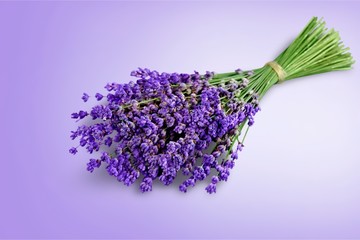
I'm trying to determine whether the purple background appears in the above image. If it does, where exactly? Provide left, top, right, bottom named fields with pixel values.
left=1, top=1, right=359, bottom=239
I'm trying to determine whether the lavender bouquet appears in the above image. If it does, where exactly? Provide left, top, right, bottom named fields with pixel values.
left=69, top=17, right=354, bottom=194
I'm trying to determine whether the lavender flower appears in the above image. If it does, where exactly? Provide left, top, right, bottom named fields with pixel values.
left=205, top=176, right=219, bottom=194
left=82, top=93, right=89, bottom=102
left=87, top=159, right=101, bottom=172
left=70, top=67, right=260, bottom=194
left=95, top=93, right=103, bottom=101
left=78, top=110, right=88, bottom=119
left=69, top=147, right=78, bottom=155
left=69, top=17, right=355, bottom=194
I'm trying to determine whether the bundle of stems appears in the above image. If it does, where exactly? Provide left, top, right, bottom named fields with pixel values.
left=210, top=17, right=354, bottom=145
left=70, top=17, right=354, bottom=194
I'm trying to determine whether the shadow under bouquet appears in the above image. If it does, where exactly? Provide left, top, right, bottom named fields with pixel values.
left=69, top=17, right=354, bottom=194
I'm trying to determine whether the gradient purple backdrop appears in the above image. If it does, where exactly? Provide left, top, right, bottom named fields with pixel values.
left=1, top=1, right=360, bottom=239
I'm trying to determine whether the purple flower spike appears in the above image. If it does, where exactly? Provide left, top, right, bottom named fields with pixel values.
left=205, top=177, right=219, bottom=194
left=235, top=68, right=243, bottom=74
left=69, top=147, right=78, bottom=155
left=95, top=93, right=103, bottom=101
left=140, top=177, right=153, bottom=193
left=82, top=93, right=89, bottom=102
left=71, top=112, right=79, bottom=119
left=205, top=183, right=217, bottom=194
left=78, top=110, right=88, bottom=119
left=87, top=159, right=101, bottom=173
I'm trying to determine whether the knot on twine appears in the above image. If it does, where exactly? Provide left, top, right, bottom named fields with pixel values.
left=265, top=61, right=287, bottom=84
